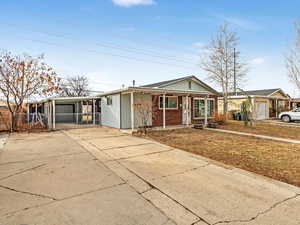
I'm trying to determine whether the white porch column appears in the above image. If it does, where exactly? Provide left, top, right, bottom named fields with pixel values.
left=163, top=94, right=166, bottom=129
left=275, top=99, right=278, bottom=118
left=131, top=92, right=134, bottom=132
left=27, top=104, right=30, bottom=122
left=52, top=100, right=56, bottom=130
left=186, top=96, right=189, bottom=126
left=93, top=99, right=96, bottom=125
left=204, top=96, right=208, bottom=126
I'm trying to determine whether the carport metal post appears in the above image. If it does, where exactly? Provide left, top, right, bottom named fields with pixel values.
left=52, top=99, right=56, bottom=130
left=204, top=96, right=208, bottom=126
left=163, top=94, right=166, bottom=129
left=93, top=99, right=96, bottom=125
left=131, top=92, right=134, bottom=132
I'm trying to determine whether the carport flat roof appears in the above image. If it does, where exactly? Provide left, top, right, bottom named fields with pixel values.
left=28, top=96, right=101, bottom=104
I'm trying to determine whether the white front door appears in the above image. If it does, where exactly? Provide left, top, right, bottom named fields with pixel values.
left=182, top=97, right=191, bottom=125
left=255, top=102, right=267, bottom=120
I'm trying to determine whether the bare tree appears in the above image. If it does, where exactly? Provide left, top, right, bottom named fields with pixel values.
left=200, top=23, right=247, bottom=116
left=0, top=52, right=61, bottom=131
left=61, top=75, right=90, bottom=97
left=134, top=99, right=152, bottom=134
left=286, top=23, right=300, bottom=93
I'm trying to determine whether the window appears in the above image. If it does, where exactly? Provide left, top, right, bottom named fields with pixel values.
left=193, top=98, right=215, bottom=118
left=159, top=96, right=178, bottom=109
left=106, top=96, right=112, bottom=105
left=188, top=81, right=192, bottom=89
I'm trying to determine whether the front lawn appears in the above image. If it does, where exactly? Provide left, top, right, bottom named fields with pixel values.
left=146, top=128, right=300, bottom=187
left=218, top=120, right=300, bottom=140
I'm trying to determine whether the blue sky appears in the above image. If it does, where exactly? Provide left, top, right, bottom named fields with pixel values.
left=1, top=0, right=300, bottom=96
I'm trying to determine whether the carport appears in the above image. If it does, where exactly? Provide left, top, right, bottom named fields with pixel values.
left=28, top=96, right=101, bottom=130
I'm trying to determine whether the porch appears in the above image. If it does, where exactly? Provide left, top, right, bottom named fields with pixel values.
left=120, top=87, right=219, bottom=132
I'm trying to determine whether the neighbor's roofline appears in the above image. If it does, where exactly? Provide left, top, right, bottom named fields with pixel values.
left=219, top=95, right=291, bottom=99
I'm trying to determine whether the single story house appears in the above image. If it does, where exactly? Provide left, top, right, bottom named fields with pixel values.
left=218, top=88, right=291, bottom=120
left=99, top=75, right=220, bottom=131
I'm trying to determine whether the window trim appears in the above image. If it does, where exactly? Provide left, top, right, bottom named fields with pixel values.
left=158, top=96, right=178, bottom=110
left=193, top=97, right=215, bottom=119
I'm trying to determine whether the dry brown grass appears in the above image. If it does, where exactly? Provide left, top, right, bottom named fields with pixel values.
left=147, top=128, right=300, bottom=187
left=218, top=120, right=300, bottom=140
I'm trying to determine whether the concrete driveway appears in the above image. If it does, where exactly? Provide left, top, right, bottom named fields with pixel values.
left=1, top=128, right=300, bottom=225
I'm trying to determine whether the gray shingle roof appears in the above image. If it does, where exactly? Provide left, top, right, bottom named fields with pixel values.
left=141, top=75, right=219, bottom=95
left=141, top=76, right=194, bottom=88
left=229, top=88, right=280, bottom=96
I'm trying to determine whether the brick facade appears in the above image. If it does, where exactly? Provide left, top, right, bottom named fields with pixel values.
left=151, top=95, right=218, bottom=126
left=152, top=95, right=182, bottom=126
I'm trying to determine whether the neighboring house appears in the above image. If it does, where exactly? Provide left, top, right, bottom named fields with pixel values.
left=99, top=75, right=220, bottom=130
left=218, top=88, right=291, bottom=120
left=291, top=98, right=300, bottom=108
left=0, top=100, right=10, bottom=131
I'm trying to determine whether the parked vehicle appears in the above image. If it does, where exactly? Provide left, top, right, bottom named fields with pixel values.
left=279, top=108, right=300, bottom=122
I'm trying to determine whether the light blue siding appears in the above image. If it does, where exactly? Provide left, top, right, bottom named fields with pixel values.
left=161, top=79, right=207, bottom=92
left=101, top=94, right=121, bottom=128
left=120, top=93, right=152, bottom=129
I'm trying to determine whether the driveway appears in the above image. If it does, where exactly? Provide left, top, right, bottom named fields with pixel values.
left=0, top=128, right=300, bottom=225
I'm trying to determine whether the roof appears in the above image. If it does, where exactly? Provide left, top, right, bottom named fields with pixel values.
left=228, top=88, right=286, bottom=97
left=98, top=86, right=213, bottom=97
left=141, top=75, right=219, bottom=95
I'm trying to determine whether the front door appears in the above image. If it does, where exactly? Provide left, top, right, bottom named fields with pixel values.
left=182, top=97, right=191, bottom=125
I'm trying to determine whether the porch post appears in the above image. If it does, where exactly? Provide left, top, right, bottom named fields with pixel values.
left=35, top=104, right=38, bottom=122
left=76, top=102, right=79, bottom=124
left=204, top=96, right=208, bottom=126
left=275, top=99, right=278, bottom=118
left=52, top=100, right=56, bottom=130
left=131, top=92, right=134, bottom=132
left=93, top=99, right=96, bottom=125
left=186, top=96, right=189, bottom=126
left=27, top=104, right=30, bottom=122
left=163, top=94, right=166, bottom=129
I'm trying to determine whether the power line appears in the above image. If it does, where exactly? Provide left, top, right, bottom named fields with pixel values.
left=13, top=35, right=198, bottom=70
left=7, top=23, right=198, bottom=65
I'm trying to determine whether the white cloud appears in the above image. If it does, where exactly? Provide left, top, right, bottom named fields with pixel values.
left=250, top=57, right=265, bottom=65
left=193, top=42, right=206, bottom=48
left=112, top=0, right=156, bottom=7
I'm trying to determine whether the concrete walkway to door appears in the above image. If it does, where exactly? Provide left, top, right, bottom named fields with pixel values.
left=65, top=127, right=300, bottom=225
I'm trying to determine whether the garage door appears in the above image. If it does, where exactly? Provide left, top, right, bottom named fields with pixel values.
left=55, top=104, right=75, bottom=123
left=255, top=102, right=267, bottom=120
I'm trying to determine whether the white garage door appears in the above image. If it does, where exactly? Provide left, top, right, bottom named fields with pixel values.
left=255, top=102, right=267, bottom=120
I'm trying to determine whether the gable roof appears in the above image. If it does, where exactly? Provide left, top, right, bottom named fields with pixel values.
left=229, top=88, right=279, bottom=96
left=141, top=75, right=219, bottom=95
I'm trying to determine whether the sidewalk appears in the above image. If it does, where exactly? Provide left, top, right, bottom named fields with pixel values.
left=206, top=128, right=300, bottom=144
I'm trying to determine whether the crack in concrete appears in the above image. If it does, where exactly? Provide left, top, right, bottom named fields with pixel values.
left=212, top=194, right=300, bottom=225
left=0, top=163, right=46, bottom=181
left=109, top=149, right=175, bottom=162
left=2, top=182, right=127, bottom=218
left=0, top=151, right=86, bottom=166
left=116, top=161, right=210, bottom=225
left=151, top=163, right=210, bottom=181
left=101, top=142, right=155, bottom=151
left=0, top=184, right=57, bottom=201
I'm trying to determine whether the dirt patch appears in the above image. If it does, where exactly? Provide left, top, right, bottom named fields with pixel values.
left=218, top=120, right=300, bottom=140
left=146, top=128, right=300, bottom=187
